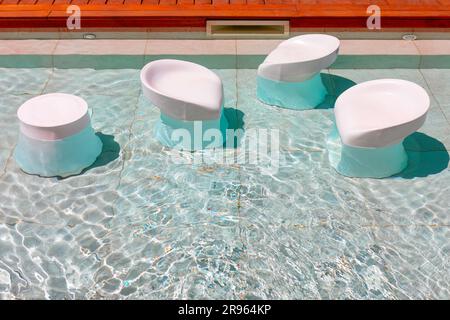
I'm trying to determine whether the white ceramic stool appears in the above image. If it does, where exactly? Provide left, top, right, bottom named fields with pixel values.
left=141, top=59, right=228, bottom=151
left=327, top=79, right=430, bottom=178
left=14, top=93, right=102, bottom=177
left=257, top=34, right=340, bottom=109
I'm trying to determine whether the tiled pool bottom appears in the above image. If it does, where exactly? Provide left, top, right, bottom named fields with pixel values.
left=0, top=67, right=449, bottom=300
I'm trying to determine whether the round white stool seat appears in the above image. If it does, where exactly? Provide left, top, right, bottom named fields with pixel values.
left=17, top=93, right=90, bottom=140
left=257, top=34, right=340, bottom=109
left=335, top=79, right=430, bottom=148
left=140, top=59, right=228, bottom=150
left=258, top=34, right=340, bottom=83
left=14, top=93, right=102, bottom=177
left=141, top=59, right=223, bottom=121
left=329, top=79, right=430, bottom=178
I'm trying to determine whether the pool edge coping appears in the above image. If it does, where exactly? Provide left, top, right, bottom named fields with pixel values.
left=0, top=39, right=450, bottom=69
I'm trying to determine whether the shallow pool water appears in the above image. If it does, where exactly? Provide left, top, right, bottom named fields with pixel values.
left=0, top=67, right=449, bottom=299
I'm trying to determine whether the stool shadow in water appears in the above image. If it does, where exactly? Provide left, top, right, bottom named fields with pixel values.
left=316, top=73, right=357, bottom=109
left=86, top=133, right=121, bottom=171
left=58, top=132, right=120, bottom=179
left=223, top=107, right=245, bottom=148
left=396, top=132, right=449, bottom=179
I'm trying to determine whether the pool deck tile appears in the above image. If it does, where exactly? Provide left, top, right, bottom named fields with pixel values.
left=54, top=40, right=147, bottom=55
left=145, top=39, right=236, bottom=55
left=1, top=39, right=450, bottom=68
left=0, top=39, right=58, bottom=55
left=339, top=40, right=420, bottom=55
left=0, top=39, right=448, bottom=57
left=236, top=39, right=282, bottom=55
left=415, top=40, right=450, bottom=55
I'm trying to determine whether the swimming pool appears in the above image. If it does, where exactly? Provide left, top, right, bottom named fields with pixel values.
left=0, top=60, right=449, bottom=299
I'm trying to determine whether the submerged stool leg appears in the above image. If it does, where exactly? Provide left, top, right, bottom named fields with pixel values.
left=327, top=125, right=408, bottom=178
left=154, top=110, right=229, bottom=151
left=328, top=79, right=430, bottom=178
left=14, top=126, right=102, bottom=177
left=257, top=73, right=328, bottom=110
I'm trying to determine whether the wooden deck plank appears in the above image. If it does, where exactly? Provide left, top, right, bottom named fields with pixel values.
left=123, top=0, right=142, bottom=4
left=43, top=4, right=448, bottom=16
left=19, top=0, right=38, bottom=4
left=70, top=0, right=90, bottom=5
left=0, top=1, right=449, bottom=28
left=108, top=0, right=125, bottom=4
left=0, top=10, right=50, bottom=17
left=158, top=0, right=177, bottom=4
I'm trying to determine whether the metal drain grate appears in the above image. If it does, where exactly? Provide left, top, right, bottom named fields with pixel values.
left=206, top=20, right=289, bottom=38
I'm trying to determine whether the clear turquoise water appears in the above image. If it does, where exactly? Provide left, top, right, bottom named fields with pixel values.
left=0, top=67, right=449, bottom=299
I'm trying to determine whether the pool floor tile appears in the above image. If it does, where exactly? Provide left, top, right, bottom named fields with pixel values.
left=0, top=66, right=449, bottom=300
left=0, top=68, right=52, bottom=95
left=421, top=69, right=450, bottom=97
left=328, top=68, right=429, bottom=89
left=44, top=68, right=141, bottom=98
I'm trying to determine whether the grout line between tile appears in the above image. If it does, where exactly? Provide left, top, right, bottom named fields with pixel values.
left=0, top=147, right=15, bottom=181
left=411, top=40, right=424, bottom=69
left=417, top=68, right=450, bottom=127
left=40, top=68, right=54, bottom=95
left=143, top=39, right=150, bottom=66
left=115, top=92, right=141, bottom=191
left=50, top=39, right=59, bottom=69
left=234, top=41, right=248, bottom=261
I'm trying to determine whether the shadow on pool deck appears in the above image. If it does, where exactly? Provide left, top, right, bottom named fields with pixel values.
left=316, top=73, right=356, bottom=110
left=397, top=132, right=450, bottom=179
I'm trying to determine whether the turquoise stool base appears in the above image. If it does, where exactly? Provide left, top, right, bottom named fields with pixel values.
left=154, top=110, right=229, bottom=151
left=327, top=126, right=408, bottom=178
left=14, top=125, right=102, bottom=178
left=257, top=73, right=327, bottom=110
